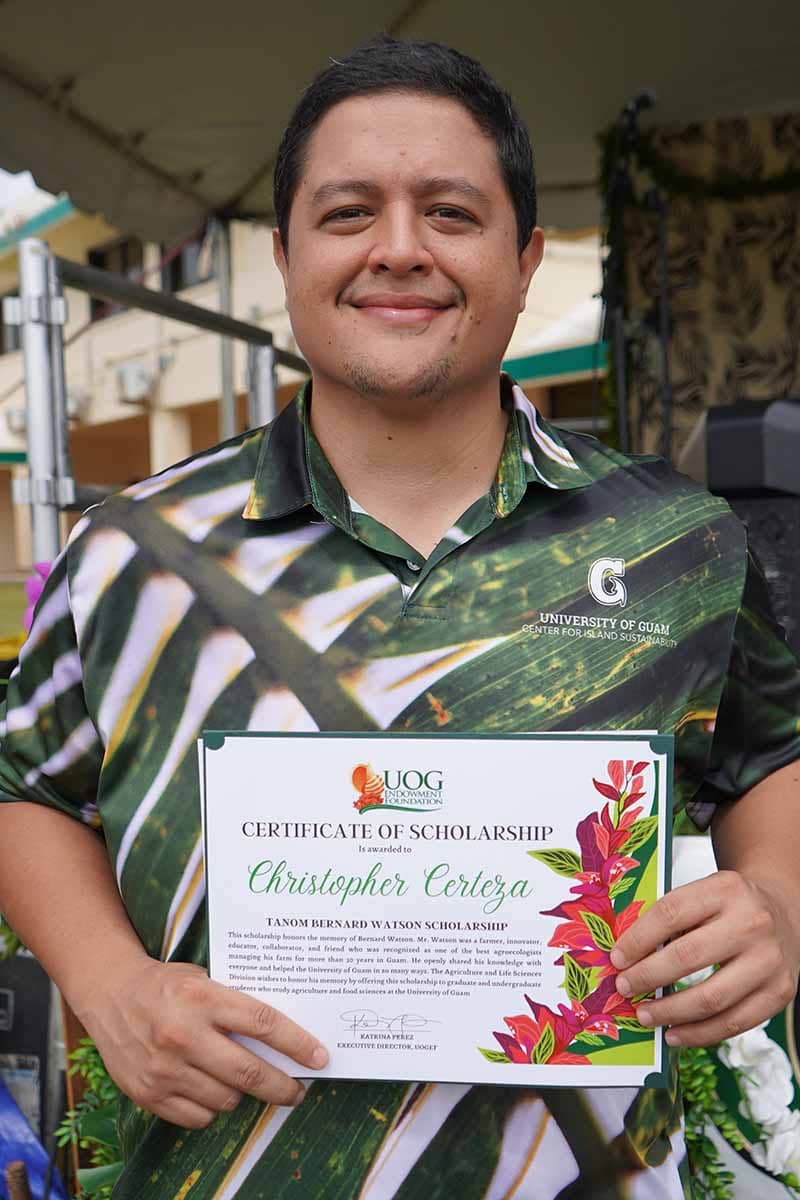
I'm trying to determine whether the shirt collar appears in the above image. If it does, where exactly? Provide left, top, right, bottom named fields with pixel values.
left=242, top=374, right=590, bottom=524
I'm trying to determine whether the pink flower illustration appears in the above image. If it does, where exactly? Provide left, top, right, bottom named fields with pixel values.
left=481, top=758, right=656, bottom=1066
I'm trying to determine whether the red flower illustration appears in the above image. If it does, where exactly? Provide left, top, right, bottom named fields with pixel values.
left=481, top=758, right=655, bottom=1067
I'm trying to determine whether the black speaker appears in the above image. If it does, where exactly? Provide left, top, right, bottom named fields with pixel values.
left=677, top=399, right=800, bottom=659
left=725, top=493, right=800, bottom=660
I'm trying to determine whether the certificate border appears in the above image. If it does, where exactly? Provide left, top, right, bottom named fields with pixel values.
left=200, top=730, right=674, bottom=1090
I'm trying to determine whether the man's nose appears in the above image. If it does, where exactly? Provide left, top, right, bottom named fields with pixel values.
left=366, top=208, right=434, bottom=275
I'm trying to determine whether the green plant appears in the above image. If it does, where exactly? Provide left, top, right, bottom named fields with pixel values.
left=55, top=1037, right=123, bottom=1198
left=0, top=914, right=23, bottom=959
left=680, top=1043, right=743, bottom=1200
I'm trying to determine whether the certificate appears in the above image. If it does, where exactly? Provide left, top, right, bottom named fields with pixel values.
left=200, top=732, right=672, bottom=1089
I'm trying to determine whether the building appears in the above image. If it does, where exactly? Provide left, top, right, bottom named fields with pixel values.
left=0, top=185, right=605, bottom=573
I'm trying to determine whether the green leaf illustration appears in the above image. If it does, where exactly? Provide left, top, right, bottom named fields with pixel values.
left=531, top=1022, right=555, bottom=1064
left=615, top=1017, right=652, bottom=1033
left=477, top=1046, right=510, bottom=1063
left=563, top=953, right=591, bottom=1003
left=580, top=910, right=615, bottom=951
left=527, top=848, right=582, bottom=877
left=609, top=875, right=638, bottom=902
left=575, top=1031, right=605, bottom=1047
left=620, top=815, right=659, bottom=854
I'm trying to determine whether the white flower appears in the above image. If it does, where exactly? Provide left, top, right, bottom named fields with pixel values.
left=671, top=835, right=717, bottom=890
left=752, top=1110, right=800, bottom=1177
left=721, top=1027, right=795, bottom=1128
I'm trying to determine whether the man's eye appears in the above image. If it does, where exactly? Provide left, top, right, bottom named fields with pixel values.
left=325, top=207, right=370, bottom=222
left=430, top=207, right=474, bottom=221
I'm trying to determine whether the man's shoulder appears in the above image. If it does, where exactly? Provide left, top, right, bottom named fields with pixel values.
left=63, top=424, right=270, bottom=589
left=561, top=427, right=741, bottom=525
left=120, top=425, right=266, bottom=508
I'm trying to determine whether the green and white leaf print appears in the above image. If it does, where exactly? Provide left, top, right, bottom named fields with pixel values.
left=2, top=376, right=800, bottom=1198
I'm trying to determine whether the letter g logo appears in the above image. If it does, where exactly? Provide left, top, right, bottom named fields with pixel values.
left=588, top=558, right=627, bottom=607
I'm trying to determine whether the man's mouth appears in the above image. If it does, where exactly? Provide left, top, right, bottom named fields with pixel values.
left=348, top=293, right=455, bottom=325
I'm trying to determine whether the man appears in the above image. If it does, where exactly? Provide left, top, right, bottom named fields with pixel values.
left=1, top=35, right=799, bottom=1200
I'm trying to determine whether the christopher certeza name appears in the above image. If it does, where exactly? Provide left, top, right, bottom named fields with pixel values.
left=247, top=858, right=535, bottom=915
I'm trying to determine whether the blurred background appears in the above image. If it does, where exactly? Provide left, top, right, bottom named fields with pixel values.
left=0, top=2, right=799, bottom=1196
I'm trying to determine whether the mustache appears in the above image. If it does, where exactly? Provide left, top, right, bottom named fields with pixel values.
left=339, top=283, right=465, bottom=307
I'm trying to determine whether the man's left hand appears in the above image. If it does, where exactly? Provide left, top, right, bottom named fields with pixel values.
left=610, top=869, right=800, bottom=1046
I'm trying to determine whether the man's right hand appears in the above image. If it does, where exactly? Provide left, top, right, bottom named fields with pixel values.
left=78, top=958, right=328, bottom=1129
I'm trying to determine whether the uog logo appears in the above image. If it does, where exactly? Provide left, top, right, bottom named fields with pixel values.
left=588, top=558, right=627, bottom=607
left=352, top=764, right=385, bottom=812
left=351, top=764, right=444, bottom=813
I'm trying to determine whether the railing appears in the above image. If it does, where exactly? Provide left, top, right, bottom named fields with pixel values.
left=2, top=237, right=308, bottom=561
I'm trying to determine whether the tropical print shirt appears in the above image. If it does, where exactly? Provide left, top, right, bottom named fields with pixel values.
left=2, top=374, right=800, bottom=1200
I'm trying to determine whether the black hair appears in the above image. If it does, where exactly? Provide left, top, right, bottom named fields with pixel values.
left=273, top=35, right=536, bottom=255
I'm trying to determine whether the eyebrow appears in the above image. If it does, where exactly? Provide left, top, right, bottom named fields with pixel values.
left=310, top=176, right=491, bottom=208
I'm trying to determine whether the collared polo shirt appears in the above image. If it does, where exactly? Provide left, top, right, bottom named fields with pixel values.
left=2, top=374, right=800, bottom=1199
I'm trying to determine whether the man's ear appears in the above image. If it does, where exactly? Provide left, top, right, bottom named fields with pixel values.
left=518, top=227, right=545, bottom=313
left=273, top=229, right=289, bottom=293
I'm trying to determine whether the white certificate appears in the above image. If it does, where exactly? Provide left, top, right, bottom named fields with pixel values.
left=200, top=732, right=672, bottom=1089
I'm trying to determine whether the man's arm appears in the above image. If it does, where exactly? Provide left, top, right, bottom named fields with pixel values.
left=0, top=801, right=328, bottom=1125
left=610, top=760, right=800, bottom=1045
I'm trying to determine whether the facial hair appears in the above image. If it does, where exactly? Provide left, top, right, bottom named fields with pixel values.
left=343, top=354, right=453, bottom=402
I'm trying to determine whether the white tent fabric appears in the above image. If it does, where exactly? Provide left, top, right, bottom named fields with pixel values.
left=0, top=0, right=798, bottom=242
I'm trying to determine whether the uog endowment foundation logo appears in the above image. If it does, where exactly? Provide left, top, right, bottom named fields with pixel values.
left=351, top=763, right=445, bottom=813
left=588, top=557, right=627, bottom=607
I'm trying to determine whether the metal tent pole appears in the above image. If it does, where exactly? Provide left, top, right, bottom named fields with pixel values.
left=46, top=255, right=76, bottom=510
left=215, top=219, right=237, bottom=441
left=15, top=239, right=63, bottom=562
left=247, top=343, right=277, bottom=429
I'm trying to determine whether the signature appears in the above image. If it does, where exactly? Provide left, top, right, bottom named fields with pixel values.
left=339, top=1009, right=442, bottom=1034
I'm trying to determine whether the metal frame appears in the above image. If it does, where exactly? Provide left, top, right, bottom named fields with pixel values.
left=4, top=236, right=307, bottom=561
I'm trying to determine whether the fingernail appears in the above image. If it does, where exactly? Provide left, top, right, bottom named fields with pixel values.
left=665, top=1031, right=681, bottom=1046
left=616, top=975, right=632, bottom=997
left=610, top=949, right=625, bottom=968
left=311, top=1045, right=329, bottom=1069
left=293, top=1083, right=307, bottom=1105
left=636, top=1008, right=653, bottom=1026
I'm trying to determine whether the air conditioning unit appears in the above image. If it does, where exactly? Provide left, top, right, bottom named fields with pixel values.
left=116, top=361, right=154, bottom=405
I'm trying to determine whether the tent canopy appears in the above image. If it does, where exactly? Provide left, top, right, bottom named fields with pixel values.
left=0, top=0, right=797, bottom=243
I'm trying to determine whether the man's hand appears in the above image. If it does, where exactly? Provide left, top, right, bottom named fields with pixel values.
left=78, top=958, right=328, bottom=1128
left=610, top=870, right=800, bottom=1047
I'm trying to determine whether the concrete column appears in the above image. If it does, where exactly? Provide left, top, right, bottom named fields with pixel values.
left=148, top=408, right=192, bottom=475
left=11, top=465, right=32, bottom=570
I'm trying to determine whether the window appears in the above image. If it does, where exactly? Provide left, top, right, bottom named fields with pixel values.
left=0, top=293, right=22, bottom=355
left=161, top=226, right=214, bottom=293
left=88, top=236, right=144, bottom=321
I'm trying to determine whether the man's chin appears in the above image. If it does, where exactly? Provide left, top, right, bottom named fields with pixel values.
left=342, top=356, right=454, bottom=402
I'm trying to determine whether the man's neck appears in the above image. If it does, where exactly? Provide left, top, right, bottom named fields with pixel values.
left=309, top=375, right=508, bottom=559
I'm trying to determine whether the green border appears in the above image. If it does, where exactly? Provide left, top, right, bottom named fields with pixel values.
left=201, top=730, right=673, bottom=1089
left=0, top=195, right=75, bottom=258
left=502, top=340, right=609, bottom=382
left=0, top=452, right=26, bottom=465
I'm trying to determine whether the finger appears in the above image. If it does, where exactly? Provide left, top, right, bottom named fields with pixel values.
left=213, top=992, right=328, bottom=1071
left=663, top=990, right=786, bottom=1048
left=156, top=1096, right=218, bottom=1130
left=633, top=956, right=768, bottom=1029
left=611, top=878, right=726, bottom=970
left=615, top=917, right=733, bottom=998
left=189, top=1029, right=306, bottom=1107
left=172, top=1063, right=242, bottom=1115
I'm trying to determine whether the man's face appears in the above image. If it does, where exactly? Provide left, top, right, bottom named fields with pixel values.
left=274, top=91, right=543, bottom=404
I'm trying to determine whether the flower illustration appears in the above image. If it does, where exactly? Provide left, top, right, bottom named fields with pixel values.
left=480, top=758, right=657, bottom=1067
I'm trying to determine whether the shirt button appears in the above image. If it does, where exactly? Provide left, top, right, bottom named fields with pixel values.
left=406, top=560, right=421, bottom=572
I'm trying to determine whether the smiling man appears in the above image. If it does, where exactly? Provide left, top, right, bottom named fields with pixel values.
left=1, top=35, right=800, bottom=1200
